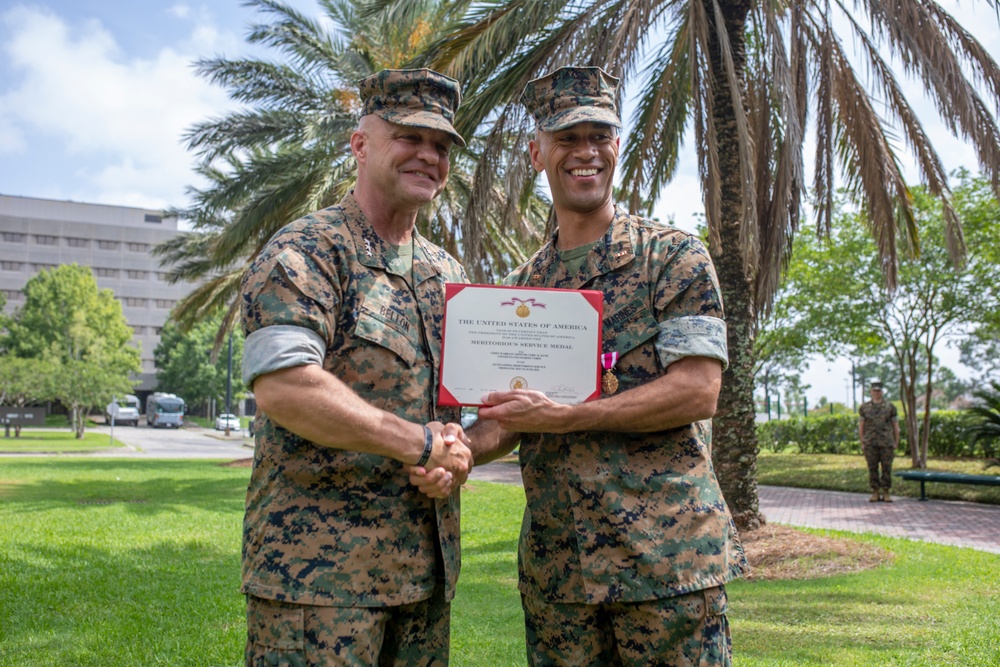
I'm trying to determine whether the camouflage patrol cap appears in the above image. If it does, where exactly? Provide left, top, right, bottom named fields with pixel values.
left=359, top=68, right=466, bottom=147
left=520, top=66, right=622, bottom=132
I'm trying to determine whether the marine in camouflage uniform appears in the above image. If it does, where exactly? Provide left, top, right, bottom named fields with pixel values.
left=858, top=380, right=899, bottom=502
left=239, top=69, right=471, bottom=667
left=477, top=67, right=749, bottom=667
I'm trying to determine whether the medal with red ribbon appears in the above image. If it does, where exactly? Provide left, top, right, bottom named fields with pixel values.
left=601, top=352, right=619, bottom=394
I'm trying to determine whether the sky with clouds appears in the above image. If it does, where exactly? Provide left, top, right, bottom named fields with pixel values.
left=1, top=0, right=997, bottom=402
left=1, top=1, right=997, bottom=216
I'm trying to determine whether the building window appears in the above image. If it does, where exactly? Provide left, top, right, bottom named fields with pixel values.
left=154, top=299, right=176, bottom=309
left=66, top=238, right=89, bottom=248
left=34, top=235, right=58, bottom=245
left=132, top=326, right=146, bottom=335
left=0, top=261, right=23, bottom=271
left=154, top=327, right=163, bottom=335
left=144, top=214, right=162, bottom=224
left=126, top=270, right=148, bottom=279
left=33, top=263, right=58, bottom=272
left=94, top=268, right=120, bottom=278
left=2, top=232, right=26, bottom=243
left=126, top=242, right=149, bottom=252
left=124, top=297, right=148, bottom=307
left=156, top=272, right=170, bottom=282
left=97, top=240, right=120, bottom=250
left=1, top=289, right=23, bottom=300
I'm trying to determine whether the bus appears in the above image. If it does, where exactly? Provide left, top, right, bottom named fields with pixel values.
left=146, top=392, right=185, bottom=428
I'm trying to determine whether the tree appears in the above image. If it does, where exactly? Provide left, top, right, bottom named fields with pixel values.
left=404, top=0, right=1000, bottom=527
left=46, top=354, right=135, bottom=438
left=956, top=175, right=1000, bottom=383
left=0, top=356, right=57, bottom=437
left=4, top=265, right=140, bottom=438
left=754, top=287, right=812, bottom=417
left=159, top=0, right=549, bottom=334
left=772, top=176, right=1000, bottom=467
left=154, top=316, right=246, bottom=415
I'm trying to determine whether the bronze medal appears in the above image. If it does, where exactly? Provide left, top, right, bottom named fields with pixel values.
left=602, top=369, right=619, bottom=394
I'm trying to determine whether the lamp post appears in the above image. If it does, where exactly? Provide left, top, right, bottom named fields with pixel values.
left=225, top=332, right=233, bottom=436
left=850, top=361, right=856, bottom=412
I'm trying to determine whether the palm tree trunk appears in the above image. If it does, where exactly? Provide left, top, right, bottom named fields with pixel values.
left=706, top=0, right=762, bottom=532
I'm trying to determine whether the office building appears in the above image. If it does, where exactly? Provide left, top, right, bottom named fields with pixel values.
left=1, top=194, right=197, bottom=391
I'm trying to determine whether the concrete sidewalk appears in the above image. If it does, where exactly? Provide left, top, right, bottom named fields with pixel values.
left=468, top=461, right=1000, bottom=555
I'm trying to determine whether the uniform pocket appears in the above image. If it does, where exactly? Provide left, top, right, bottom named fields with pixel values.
left=703, top=585, right=728, bottom=618
left=274, top=248, right=336, bottom=311
left=602, top=297, right=659, bottom=357
left=246, top=596, right=305, bottom=656
left=354, top=299, right=418, bottom=367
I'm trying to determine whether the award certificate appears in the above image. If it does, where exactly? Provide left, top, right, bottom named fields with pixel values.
left=438, top=284, right=603, bottom=407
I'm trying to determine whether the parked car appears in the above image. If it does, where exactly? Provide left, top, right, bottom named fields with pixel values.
left=214, top=413, right=240, bottom=431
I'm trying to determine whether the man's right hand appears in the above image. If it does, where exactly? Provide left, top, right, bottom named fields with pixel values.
left=407, top=421, right=472, bottom=497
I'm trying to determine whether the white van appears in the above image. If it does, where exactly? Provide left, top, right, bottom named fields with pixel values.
left=106, top=395, right=141, bottom=426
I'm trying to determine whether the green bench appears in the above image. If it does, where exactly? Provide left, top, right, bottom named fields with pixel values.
left=894, top=470, right=1000, bottom=501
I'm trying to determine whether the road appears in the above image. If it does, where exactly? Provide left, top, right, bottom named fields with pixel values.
left=89, top=422, right=254, bottom=459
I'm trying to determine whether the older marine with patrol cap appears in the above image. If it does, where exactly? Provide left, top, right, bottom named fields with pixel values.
left=239, top=68, right=472, bottom=667
left=477, top=66, right=750, bottom=666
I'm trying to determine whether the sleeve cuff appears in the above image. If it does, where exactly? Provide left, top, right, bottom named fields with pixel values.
left=242, top=325, right=327, bottom=386
left=655, top=316, right=729, bottom=370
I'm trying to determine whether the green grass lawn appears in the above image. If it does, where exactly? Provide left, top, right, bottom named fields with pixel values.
left=1, top=458, right=998, bottom=666
left=758, top=450, right=1000, bottom=504
left=0, top=430, right=127, bottom=454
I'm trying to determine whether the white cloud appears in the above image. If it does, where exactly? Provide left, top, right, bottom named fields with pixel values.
left=0, top=5, right=236, bottom=208
left=168, top=4, right=192, bottom=20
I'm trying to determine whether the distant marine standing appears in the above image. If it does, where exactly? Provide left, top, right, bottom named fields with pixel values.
left=858, top=379, right=900, bottom=502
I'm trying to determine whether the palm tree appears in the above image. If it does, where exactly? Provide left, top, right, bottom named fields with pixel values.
left=157, top=0, right=548, bottom=337
left=401, top=0, right=1000, bottom=529
left=968, top=380, right=1000, bottom=462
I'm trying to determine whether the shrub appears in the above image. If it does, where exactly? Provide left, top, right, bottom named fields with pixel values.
left=910, top=410, right=981, bottom=458
left=758, top=414, right=860, bottom=454
left=758, top=410, right=987, bottom=458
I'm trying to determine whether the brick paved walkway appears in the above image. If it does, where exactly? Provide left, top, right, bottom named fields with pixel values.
left=760, top=485, right=1000, bottom=554
left=469, top=462, right=1000, bottom=555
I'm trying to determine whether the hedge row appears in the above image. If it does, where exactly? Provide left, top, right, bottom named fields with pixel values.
left=756, top=410, right=994, bottom=458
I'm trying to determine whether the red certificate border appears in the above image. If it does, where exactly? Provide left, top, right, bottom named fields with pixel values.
left=438, top=283, right=604, bottom=407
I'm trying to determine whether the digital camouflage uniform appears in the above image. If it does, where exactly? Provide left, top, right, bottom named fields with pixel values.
left=859, top=400, right=898, bottom=492
left=240, top=192, right=467, bottom=662
left=504, top=207, right=750, bottom=665
left=238, top=68, right=467, bottom=665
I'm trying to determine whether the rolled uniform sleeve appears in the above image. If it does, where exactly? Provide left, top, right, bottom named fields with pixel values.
left=242, top=325, right=327, bottom=387
left=656, top=316, right=728, bottom=369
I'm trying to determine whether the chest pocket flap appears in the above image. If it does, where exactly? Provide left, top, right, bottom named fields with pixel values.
left=354, top=297, right=419, bottom=367
left=603, top=297, right=659, bottom=357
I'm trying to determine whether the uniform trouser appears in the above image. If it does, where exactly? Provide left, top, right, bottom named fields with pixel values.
left=864, top=444, right=895, bottom=491
left=245, top=587, right=450, bottom=667
left=522, top=585, right=731, bottom=667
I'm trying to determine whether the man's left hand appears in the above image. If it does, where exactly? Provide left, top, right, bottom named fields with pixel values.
left=478, top=389, right=569, bottom=433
